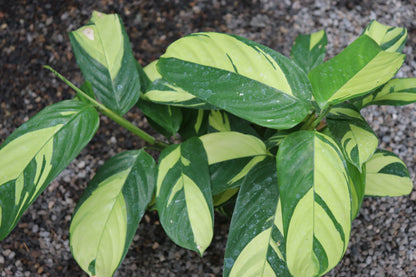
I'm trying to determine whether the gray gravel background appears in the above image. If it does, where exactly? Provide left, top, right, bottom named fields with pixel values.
left=1, top=0, right=416, bottom=276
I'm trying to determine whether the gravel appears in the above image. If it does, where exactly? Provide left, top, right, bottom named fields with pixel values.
left=1, top=0, right=415, bottom=276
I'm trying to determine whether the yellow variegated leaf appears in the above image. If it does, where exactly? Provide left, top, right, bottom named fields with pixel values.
left=360, top=78, right=416, bottom=107
left=200, top=131, right=269, bottom=165
left=157, top=32, right=312, bottom=129
left=363, top=20, right=407, bottom=53
left=327, top=104, right=378, bottom=170
left=224, top=158, right=290, bottom=277
left=0, top=100, right=99, bottom=240
left=310, top=35, right=405, bottom=109
left=156, top=137, right=213, bottom=255
left=277, top=131, right=351, bottom=276
left=365, top=149, right=413, bottom=197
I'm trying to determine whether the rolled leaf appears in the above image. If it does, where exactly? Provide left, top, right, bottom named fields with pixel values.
left=362, top=20, right=407, bottom=53
left=326, top=103, right=378, bottom=170
left=365, top=149, right=413, bottom=197
left=157, top=32, right=312, bottom=129
left=142, top=60, right=213, bottom=109
left=348, top=162, right=366, bottom=219
left=359, top=78, right=416, bottom=107
left=224, top=158, right=290, bottom=277
left=0, top=100, right=99, bottom=240
left=69, top=11, right=140, bottom=115
left=70, top=150, right=156, bottom=277
left=309, top=35, right=405, bottom=109
left=291, top=30, right=327, bottom=73
left=199, top=131, right=269, bottom=165
left=277, top=131, right=351, bottom=276
left=156, top=137, right=213, bottom=255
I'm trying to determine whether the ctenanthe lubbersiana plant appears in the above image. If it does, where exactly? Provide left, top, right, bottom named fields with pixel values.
left=0, top=11, right=415, bottom=276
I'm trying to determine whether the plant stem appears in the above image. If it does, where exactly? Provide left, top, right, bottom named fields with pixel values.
left=310, top=105, right=332, bottom=130
left=44, top=65, right=168, bottom=149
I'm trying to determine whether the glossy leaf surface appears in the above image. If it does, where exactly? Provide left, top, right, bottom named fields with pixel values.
left=157, top=32, right=312, bottom=129
left=143, top=60, right=213, bottom=109
left=362, top=20, right=407, bottom=53
left=365, top=149, right=413, bottom=197
left=309, top=35, right=405, bottom=109
left=0, top=100, right=99, bottom=240
left=327, top=103, right=378, bottom=170
left=291, top=30, right=327, bottom=73
left=277, top=131, right=351, bottom=276
left=70, top=150, right=156, bottom=277
left=69, top=11, right=140, bottom=115
left=224, top=158, right=290, bottom=277
left=156, top=137, right=213, bottom=255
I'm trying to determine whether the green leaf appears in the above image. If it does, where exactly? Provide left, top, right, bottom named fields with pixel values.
left=74, top=81, right=95, bottom=103
left=326, top=103, right=378, bottom=170
left=199, top=131, right=269, bottom=165
left=69, top=11, right=140, bottom=115
left=364, top=149, right=413, bottom=197
left=70, top=150, right=155, bottom=277
left=276, top=131, right=351, bottom=276
left=309, top=35, right=405, bottom=109
left=143, top=60, right=213, bottom=109
left=224, top=157, right=290, bottom=277
left=157, top=32, right=312, bottom=129
left=0, top=100, right=99, bottom=240
left=156, top=137, right=213, bottom=255
left=362, top=20, right=407, bottom=53
left=291, top=30, right=327, bottom=73
left=137, top=100, right=182, bottom=137
left=359, top=78, right=416, bottom=107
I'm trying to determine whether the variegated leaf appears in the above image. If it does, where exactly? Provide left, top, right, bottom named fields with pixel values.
left=224, top=158, right=290, bottom=277
left=199, top=131, right=269, bottom=165
left=277, top=131, right=351, bottom=276
left=326, top=103, right=378, bottom=170
left=362, top=20, right=407, bottom=53
left=291, top=30, right=327, bottom=73
left=179, top=109, right=209, bottom=140
left=70, top=150, right=156, bottom=277
left=347, top=162, right=366, bottom=219
left=0, top=100, right=99, bottom=240
left=365, top=149, right=413, bottom=197
left=156, top=137, right=213, bottom=255
left=210, top=156, right=266, bottom=196
left=157, top=32, right=312, bottom=129
left=69, top=11, right=140, bottom=115
left=309, top=35, right=405, bottom=109
left=359, top=78, right=416, bottom=107
left=142, top=60, right=213, bottom=109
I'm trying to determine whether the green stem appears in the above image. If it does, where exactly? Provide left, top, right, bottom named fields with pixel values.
left=44, top=65, right=168, bottom=149
left=299, top=110, right=317, bottom=130
left=310, top=105, right=332, bottom=130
